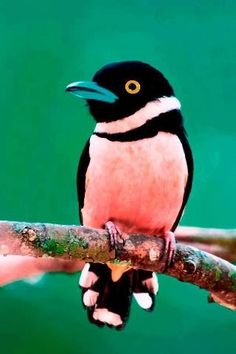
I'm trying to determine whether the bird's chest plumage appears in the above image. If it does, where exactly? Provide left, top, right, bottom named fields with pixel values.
left=82, top=132, right=188, bottom=234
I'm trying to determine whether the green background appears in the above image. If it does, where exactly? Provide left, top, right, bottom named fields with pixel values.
left=1, top=0, right=236, bottom=353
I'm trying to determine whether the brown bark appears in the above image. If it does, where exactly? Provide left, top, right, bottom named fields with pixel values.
left=0, top=220, right=236, bottom=311
left=177, top=226, right=236, bottom=262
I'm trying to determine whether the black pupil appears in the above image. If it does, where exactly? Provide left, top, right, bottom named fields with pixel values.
left=129, top=83, right=137, bottom=90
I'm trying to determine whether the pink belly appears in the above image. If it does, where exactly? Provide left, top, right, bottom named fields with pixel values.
left=82, top=132, right=188, bottom=235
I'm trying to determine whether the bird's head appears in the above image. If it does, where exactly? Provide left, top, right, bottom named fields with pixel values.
left=66, top=61, right=174, bottom=123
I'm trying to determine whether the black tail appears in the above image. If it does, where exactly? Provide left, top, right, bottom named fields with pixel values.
left=79, top=263, right=158, bottom=329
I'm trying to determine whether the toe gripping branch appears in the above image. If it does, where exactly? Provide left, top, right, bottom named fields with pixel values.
left=160, top=231, right=176, bottom=271
left=105, top=222, right=176, bottom=272
left=105, top=221, right=126, bottom=253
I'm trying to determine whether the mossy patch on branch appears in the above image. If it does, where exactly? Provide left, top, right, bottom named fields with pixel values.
left=40, top=234, right=89, bottom=257
left=12, top=223, right=89, bottom=257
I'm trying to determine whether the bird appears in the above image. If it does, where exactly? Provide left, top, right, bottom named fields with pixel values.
left=66, top=60, right=193, bottom=329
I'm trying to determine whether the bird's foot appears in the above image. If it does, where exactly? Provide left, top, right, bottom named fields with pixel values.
left=160, top=231, right=176, bottom=271
left=105, top=221, right=124, bottom=251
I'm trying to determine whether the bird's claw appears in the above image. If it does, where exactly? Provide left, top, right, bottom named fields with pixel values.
left=105, top=221, right=124, bottom=251
left=160, top=231, right=176, bottom=271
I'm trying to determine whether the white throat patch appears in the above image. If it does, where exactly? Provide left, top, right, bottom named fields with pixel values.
left=94, top=96, right=181, bottom=134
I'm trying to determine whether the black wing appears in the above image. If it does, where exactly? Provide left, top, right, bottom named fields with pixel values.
left=171, top=132, right=194, bottom=231
left=77, top=139, right=90, bottom=225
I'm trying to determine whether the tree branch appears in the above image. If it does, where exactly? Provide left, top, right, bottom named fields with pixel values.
left=0, top=220, right=236, bottom=311
left=177, top=226, right=236, bottom=262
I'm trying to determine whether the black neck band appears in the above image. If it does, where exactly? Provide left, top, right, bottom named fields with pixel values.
left=93, top=109, right=185, bottom=142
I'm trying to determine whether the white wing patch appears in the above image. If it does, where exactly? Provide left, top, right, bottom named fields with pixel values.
left=133, top=272, right=158, bottom=309
left=133, top=293, right=153, bottom=309
left=83, top=289, right=99, bottom=307
left=79, top=263, right=98, bottom=288
left=93, top=308, right=123, bottom=326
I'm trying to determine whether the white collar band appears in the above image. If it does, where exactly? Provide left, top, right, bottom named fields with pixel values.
left=94, top=96, right=181, bottom=135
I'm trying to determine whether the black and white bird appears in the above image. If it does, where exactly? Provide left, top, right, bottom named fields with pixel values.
left=66, top=61, right=193, bottom=329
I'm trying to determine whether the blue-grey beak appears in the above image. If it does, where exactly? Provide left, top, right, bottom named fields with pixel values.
left=65, top=81, right=118, bottom=103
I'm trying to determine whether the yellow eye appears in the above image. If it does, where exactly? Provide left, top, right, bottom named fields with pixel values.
left=125, top=80, right=141, bottom=94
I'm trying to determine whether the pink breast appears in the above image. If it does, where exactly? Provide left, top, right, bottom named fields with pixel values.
left=81, top=132, right=188, bottom=235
